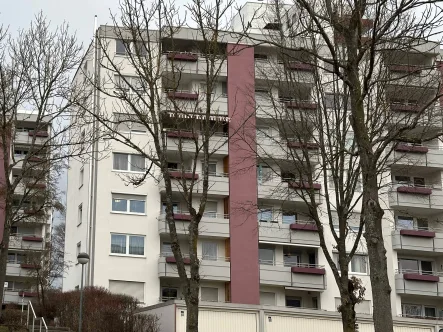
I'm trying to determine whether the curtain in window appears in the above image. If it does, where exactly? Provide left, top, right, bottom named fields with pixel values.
left=282, top=212, right=296, bottom=224
left=162, top=242, right=172, bottom=255
left=129, top=236, right=144, bottom=255
left=201, top=287, right=218, bottom=302
left=259, top=247, right=274, bottom=265
left=204, top=202, right=218, bottom=218
left=112, top=198, right=128, bottom=212
left=351, top=256, right=367, bottom=273
left=115, top=40, right=126, bottom=55
left=202, top=242, right=217, bottom=261
left=403, top=304, right=422, bottom=318
left=113, top=153, right=128, bottom=170
left=130, top=200, right=145, bottom=213
left=111, top=234, right=126, bottom=254
left=130, top=155, right=145, bottom=172
left=397, top=216, right=414, bottom=229
left=258, top=208, right=273, bottom=222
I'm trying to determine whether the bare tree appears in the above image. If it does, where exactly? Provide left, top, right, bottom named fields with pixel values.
left=75, top=0, right=241, bottom=331
left=234, top=1, right=443, bottom=331
left=0, top=14, right=90, bottom=308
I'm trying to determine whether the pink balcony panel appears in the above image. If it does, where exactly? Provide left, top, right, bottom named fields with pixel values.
left=395, top=144, right=428, bottom=154
left=22, top=236, right=43, bottom=242
left=18, top=291, right=37, bottom=297
left=403, top=273, right=439, bottom=282
left=20, top=264, right=40, bottom=269
left=166, top=131, right=197, bottom=139
left=286, top=62, right=314, bottom=72
left=166, top=53, right=198, bottom=62
left=27, top=183, right=46, bottom=189
left=23, top=209, right=44, bottom=216
left=288, top=182, right=321, bottom=190
left=173, top=213, right=192, bottom=221
left=287, top=141, right=319, bottom=150
left=28, top=131, right=49, bottom=138
left=400, top=229, right=436, bottom=238
left=28, top=157, right=44, bottom=162
left=290, top=223, right=318, bottom=232
left=165, top=256, right=191, bottom=265
left=169, top=171, right=199, bottom=180
left=291, top=266, right=326, bottom=275
left=285, top=101, right=318, bottom=110
left=389, top=64, right=422, bottom=73
left=390, top=104, right=419, bottom=112
left=167, top=91, right=199, bottom=100
left=397, top=186, right=432, bottom=195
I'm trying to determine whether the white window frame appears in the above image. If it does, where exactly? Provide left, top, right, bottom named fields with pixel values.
left=398, top=258, right=434, bottom=275
left=111, top=195, right=146, bottom=215
left=110, top=233, right=145, bottom=257
left=334, top=253, right=368, bottom=275
left=112, top=153, right=146, bottom=173
left=396, top=216, right=429, bottom=230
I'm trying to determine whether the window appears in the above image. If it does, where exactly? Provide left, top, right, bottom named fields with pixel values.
left=256, top=126, right=270, bottom=138
left=396, top=216, right=428, bottom=230
left=116, top=39, right=127, bottom=55
left=110, top=234, right=145, bottom=256
left=286, top=297, right=301, bottom=307
left=162, top=202, right=179, bottom=214
left=201, top=287, right=218, bottom=302
left=325, top=93, right=343, bottom=109
left=76, top=242, right=81, bottom=256
left=221, top=82, right=227, bottom=96
left=134, top=42, right=147, bottom=56
left=260, top=292, right=276, bottom=306
left=394, top=175, right=410, bottom=184
left=402, top=304, right=438, bottom=318
left=202, top=241, right=217, bottom=261
left=115, top=75, right=144, bottom=93
left=202, top=161, right=217, bottom=176
left=257, top=164, right=272, bottom=183
left=414, top=177, right=425, bottom=187
left=283, top=246, right=300, bottom=267
left=112, top=194, right=146, bottom=214
left=203, top=201, right=218, bottom=218
left=334, top=254, right=368, bottom=274
left=168, top=162, right=179, bottom=170
left=282, top=211, right=296, bottom=224
left=259, top=244, right=274, bottom=265
left=77, top=204, right=83, bottom=226
left=79, top=168, right=84, bottom=188
left=161, top=242, right=172, bottom=255
left=161, top=287, right=178, bottom=301
left=113, top=153, right=145, bottom=172
left=398, top=258, right=433, bottom=275
left=258, top=207, right=273, bottom=223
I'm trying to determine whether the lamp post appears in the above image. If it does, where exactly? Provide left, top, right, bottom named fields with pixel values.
left=77, top=252, right=90, bottom=332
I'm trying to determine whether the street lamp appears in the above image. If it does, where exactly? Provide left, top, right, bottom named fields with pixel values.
left=77, top=252, right=89, bottom=332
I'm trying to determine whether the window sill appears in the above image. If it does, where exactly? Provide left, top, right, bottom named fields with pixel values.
left=110, top=211, right=146, bottom=216
left=111, top=170, right=146, bottom=174
left=350, top=272, right=369, bottom=276
left=119, top=131, right=147, bottom=135
left=109, top=253, right=146, bottom=258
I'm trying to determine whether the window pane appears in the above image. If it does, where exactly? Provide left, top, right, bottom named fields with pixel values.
left=113, top=153, right=128, bottom=170
left=417, top=218, right=428, bottom=230
left=424, top=307, right=436, bottom=318
left=397, top=216, right=414, bottom=229
left=116, top=40, right=126, bottom=54
left=283, top=246, right=300, bottom=267
left=421, top=261, right=433, bottom=275
left=162, top=202, right=179, bottom=214
left=351, top=256, right=367, bottom=273
left=201, top=287, right=218, bottom=302
left=403, top=304, right=422, bottom=317
left=111, top=234, right=127, bottom=254
left=130, top=200, right=145, bottom=214
left=130, top=155, right=145, bottom=172
left=398, top=259, right=419, bottom=273
left=161, top=287, right=178, bottom=300
left=7, top=254, right=15, bottom=263
left=202, top=241, right=217, bottom=261
left=286, top=297, right=301, bottom=307
left=162, top=242, right=172, bottom=255
left=282, top=212, right=296, bottom=224
left=129, top=236, right=144, bottom=255
left=204, top=202, right=217, bottom=217
left=258, top=208, right=273, bottom=222
left=259, top=245, right=274, bottom=265
left=260, top=292, right=276, bottom=306
left=112, top=198, right=128, bottom=212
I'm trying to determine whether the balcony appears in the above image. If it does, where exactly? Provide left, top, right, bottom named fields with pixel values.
left=388, top=183, right=443, bottom=211
left=390, top=143, right=443, bottom=168
left=164, top=130, right=228, bottom=156
left=388, top=65, right=439, bottom=88
left=163, top=52, right=227, bottom=77
left=3, top=289, right=36, bottom=304
left=255, top=60, right=315, bottom=84
left=392, top=227, right=443, bottom=253
left=159, top=170, right=229, bottom=196
left=158, top=212, right=229, bottom=238
left=260, top=262, right=326, bottom=291
left=388, top=103, right=443, bottom=129
left=258, top=175, right=321, bottom=204
left=158, top=255, right=230, bottom=281
left=14, top=131, right=48, bottom=146
left=6, top=263, right=36, bottom=277
left=162, top=92, right=228, bottom=117
left=395, top=270, right=443, bottom=297
left=258, top=220, right=320, bottom=246
left=256, top=137, right=319, bottom=163
left=9, top=234, right=44, bottom=250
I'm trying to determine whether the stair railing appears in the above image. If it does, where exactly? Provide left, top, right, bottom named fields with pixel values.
left=26, top=300, right=48, bottom=332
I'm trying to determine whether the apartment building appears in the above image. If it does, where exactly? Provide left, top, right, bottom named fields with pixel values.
left=3, top=111, right=52, bottom=304
left=64, top=1, right=443, bottom=325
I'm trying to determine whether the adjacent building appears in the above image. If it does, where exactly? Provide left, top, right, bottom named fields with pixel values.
left=64, top=1, right=443, bottom=327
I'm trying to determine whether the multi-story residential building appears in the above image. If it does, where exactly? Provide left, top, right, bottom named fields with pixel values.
left=3, top=111, right=52, bottom=305
left=64, top=1, right=443, bottom=327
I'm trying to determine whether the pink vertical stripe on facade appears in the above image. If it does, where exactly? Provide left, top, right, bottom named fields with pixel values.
left=227, top=43, right=259, bottom=304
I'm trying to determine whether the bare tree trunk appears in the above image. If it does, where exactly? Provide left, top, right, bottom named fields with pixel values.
left=340, top=302, right=356, bottom=332
left=363, top=174, right=393, bottom=332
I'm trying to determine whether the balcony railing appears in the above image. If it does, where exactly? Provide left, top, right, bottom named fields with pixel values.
left=159, top=211, right=228, bottom=220
left=396, top=269, right=442, bottom=282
